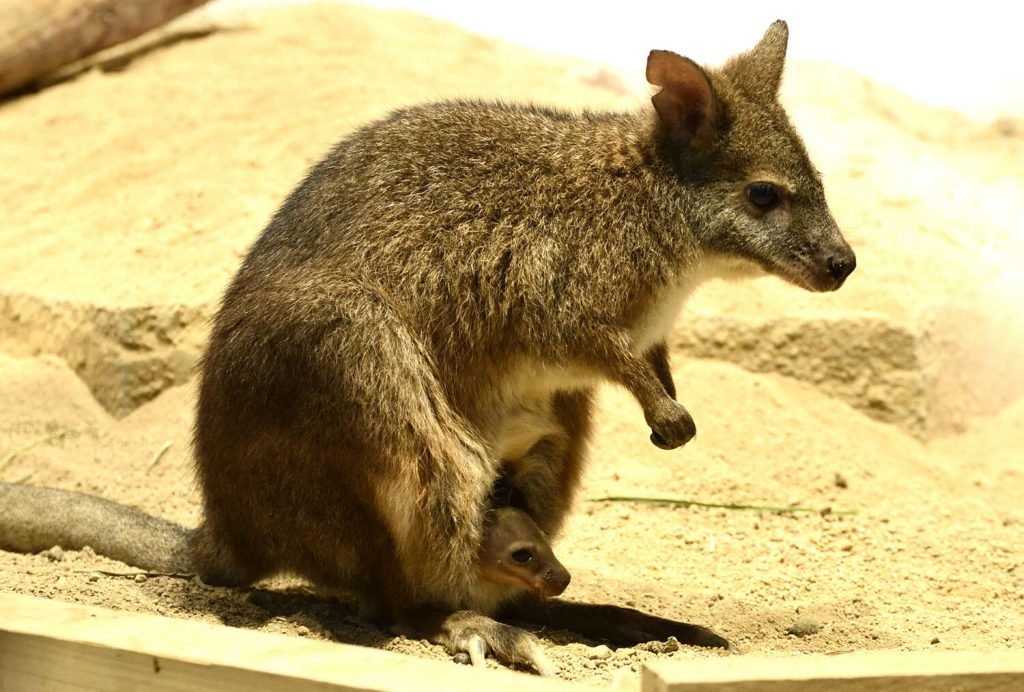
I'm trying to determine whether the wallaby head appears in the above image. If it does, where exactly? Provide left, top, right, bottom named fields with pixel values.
left=648, top=21, right=855, bottom=292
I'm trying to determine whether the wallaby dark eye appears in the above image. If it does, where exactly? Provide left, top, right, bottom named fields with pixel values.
left=511, top=549, right=533, bottom=564
left=746, top=182, right=780, bottom=210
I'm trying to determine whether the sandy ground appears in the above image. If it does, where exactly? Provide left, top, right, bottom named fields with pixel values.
left=1, top=3, right=1022, bottom=687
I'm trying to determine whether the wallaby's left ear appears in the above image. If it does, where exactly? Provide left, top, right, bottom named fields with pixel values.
left=723, top=20, right=789, bottom=101
left=646, top=50, right=718, bottom=149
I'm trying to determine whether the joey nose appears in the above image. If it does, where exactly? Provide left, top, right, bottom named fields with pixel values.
left=827, top=252, right=856, bottom=283
left=545, top=568, right=571, bottom=597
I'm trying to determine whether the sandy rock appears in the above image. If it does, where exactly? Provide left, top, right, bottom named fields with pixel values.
left=41, top=546, right=64, bottom=562
left=0, top=294, right=207, bottom=417
left=671, top=315, right=924, bottom=435
left=787, top=617, right=822, bottom=638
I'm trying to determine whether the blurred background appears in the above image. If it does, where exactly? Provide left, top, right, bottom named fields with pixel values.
left=218, top=0, right=1024, bottom=121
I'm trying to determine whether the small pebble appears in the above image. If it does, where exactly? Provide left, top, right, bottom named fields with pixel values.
left=613, top=647, right=635, bottom=660
left=931, top=637, right=940, bottom=645
left=834, top=473, right=848, bottom=489
left=42, top=546, right=64, bottom=562
left=134, top=574, right=147, bottom=583
left=787, top=617, right=821, bottom=637
left=642, top=636, right=680, bottom=654
left=296, top=625, right=310, bottom=636
left=88, top=574, right=99, bottom=582
left=590, top=644, right=613, bottom=659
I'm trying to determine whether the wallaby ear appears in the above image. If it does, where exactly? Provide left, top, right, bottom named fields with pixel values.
left=646, top=50, right=717, bottom=148
left=724, top=20, right=789, bottom=100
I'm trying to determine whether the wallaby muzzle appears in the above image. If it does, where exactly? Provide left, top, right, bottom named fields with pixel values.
left=827, top=249, right=857, bottom=284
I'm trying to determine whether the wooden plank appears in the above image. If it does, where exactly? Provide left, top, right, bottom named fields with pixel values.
left=643, top=650, right=1024, bottom=691
left=0, top=592, right=572, bottom=692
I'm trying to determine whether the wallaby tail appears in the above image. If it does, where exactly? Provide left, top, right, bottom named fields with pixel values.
left=0, top=483, right=192, bottom=573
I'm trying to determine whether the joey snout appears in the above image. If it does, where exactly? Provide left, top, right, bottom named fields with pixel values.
left=645, top=398, right=696, bottom=449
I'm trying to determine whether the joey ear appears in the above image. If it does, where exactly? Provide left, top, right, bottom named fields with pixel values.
left=646, top=50, right=717, bottom=148
left=724, top=20, right=789, bottom=100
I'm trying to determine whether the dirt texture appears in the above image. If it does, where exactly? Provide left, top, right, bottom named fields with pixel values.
left=1, top=4, right=1022, bottom=688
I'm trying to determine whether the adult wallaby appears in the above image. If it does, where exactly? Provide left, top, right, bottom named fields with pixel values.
left=1, top=21, right=853, bottom=675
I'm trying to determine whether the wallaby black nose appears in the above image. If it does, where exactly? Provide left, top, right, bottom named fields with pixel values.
left=828, top=253, right=856, bottom=282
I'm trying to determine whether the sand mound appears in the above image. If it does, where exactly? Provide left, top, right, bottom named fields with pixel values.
left=1, top=4, right=1021, bottom=686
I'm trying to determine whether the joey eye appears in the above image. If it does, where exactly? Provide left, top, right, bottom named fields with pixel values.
left=511, top=549, right=533, bottom=564
left=746, top=182, right=780, bottom=210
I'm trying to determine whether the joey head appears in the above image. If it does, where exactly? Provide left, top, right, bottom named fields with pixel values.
left=478, top=506, right=571, bottom=599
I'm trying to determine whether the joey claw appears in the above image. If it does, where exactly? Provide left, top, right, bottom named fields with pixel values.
left=523, top=640, right=556, bottom=677
left=467, top=634, right=488, bottom=668
left=438, top=610, right=557, bottom=676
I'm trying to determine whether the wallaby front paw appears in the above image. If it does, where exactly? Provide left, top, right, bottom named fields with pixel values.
left=646, top=399, right=696, bottom=449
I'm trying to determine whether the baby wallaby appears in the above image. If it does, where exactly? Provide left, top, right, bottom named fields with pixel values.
left=2, top=21, right=852, bottom=676
left=478, top=506, right=570, bottom=599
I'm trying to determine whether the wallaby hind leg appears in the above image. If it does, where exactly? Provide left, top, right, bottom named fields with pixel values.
left=188, top=520, right=271, bottom=587
left=196, top=275, right=496, bottom=596
left=201, top=276, right=556, bottom=669
left=301, top=281, right=575, bottom=671
left=501, top=597, right=729, bottom=649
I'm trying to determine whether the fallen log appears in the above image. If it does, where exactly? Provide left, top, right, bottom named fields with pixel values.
left=0, top=0, right=212, bottom=96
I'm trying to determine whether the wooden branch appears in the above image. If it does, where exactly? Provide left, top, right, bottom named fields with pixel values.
left=0, top=0, right=213, bottom=96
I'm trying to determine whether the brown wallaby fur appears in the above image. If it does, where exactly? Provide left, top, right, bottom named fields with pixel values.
left=0, top=483, right=190, bottom=572
left=1, top=21, right=853, bottom=673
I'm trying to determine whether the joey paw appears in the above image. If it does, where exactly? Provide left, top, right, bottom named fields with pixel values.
left=646, top=400, right=696, bottom=449
left=441, top=611, right=556, bottom=676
